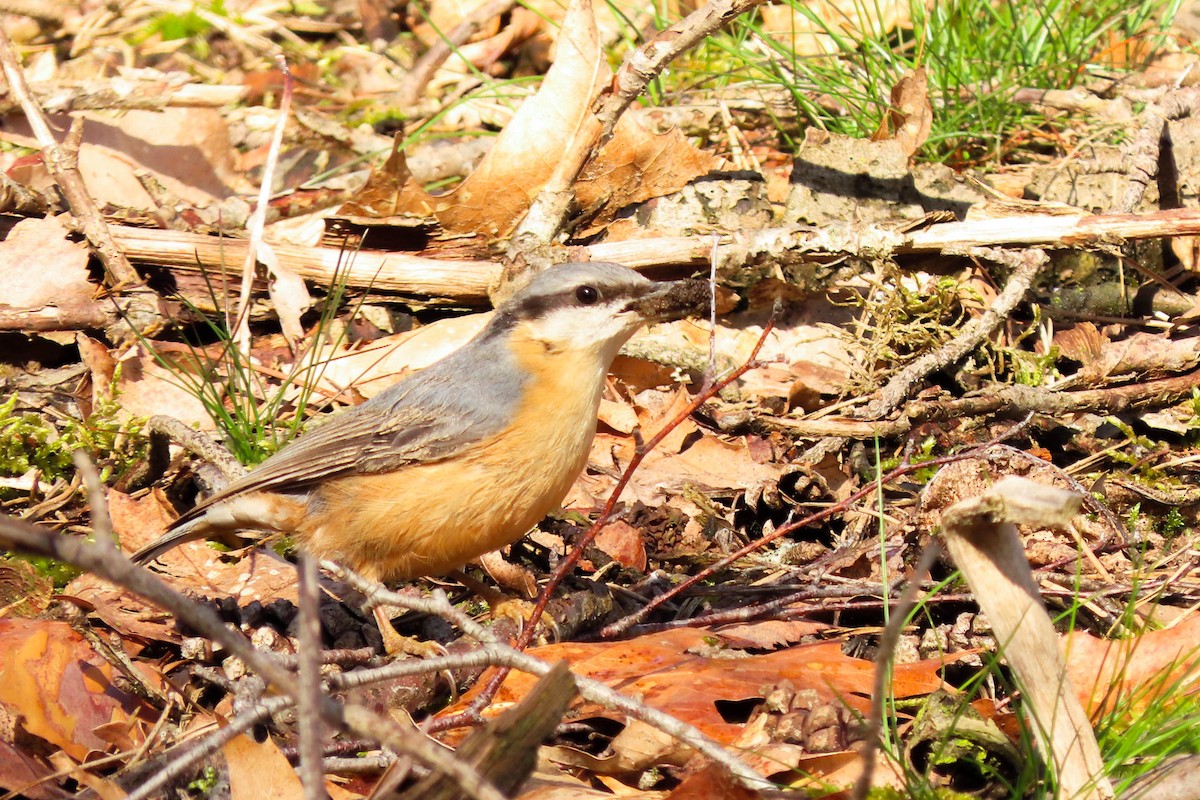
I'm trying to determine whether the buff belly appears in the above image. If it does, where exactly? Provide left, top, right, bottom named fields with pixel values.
left=299, top=415, right=596, bottom=582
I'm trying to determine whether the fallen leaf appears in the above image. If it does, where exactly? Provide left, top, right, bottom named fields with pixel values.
left=593, top=520, right=647, bottom=571
left=259, top=242, right=312, bottom=350
left=0, top=618, right=149, bottom=761
left=710, top=620, right=831, bottom=651
left=77, top=336, right=215, bottom=430
left=0, top=217, right=100, bottom=326
left=664, top=764, right=762, bottom=799
left=442, top=627, right=951, bottom=749
left=306, top=313, right=490, bottom=399
left=873, top=68, right=932, bottom=157
left=225, top=733, right=304, bottom=800
left=2, top=106, right=243, bottom=209
left=1065, top=614, right=1200, bottom=719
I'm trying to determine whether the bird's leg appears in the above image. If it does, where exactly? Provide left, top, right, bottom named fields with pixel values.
left=371, top=604, right=446, bottom=658
left=448, top=568, right=559, bottom=642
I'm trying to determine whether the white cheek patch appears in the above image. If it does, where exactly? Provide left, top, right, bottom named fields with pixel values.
left=526, top=304, right=641, bottom=354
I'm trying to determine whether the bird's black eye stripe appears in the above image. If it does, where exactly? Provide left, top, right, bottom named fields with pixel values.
left=575, top=285, right=600, bottom=305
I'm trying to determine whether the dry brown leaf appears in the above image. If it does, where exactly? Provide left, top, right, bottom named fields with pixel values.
left=872, top=67, right=932, bottom=157
left=2, top=107, right=243, bottom=209
left=663, top=764, right=763, bottom=799
left=0, top=217, right=96, bottom=321
left=76, top=335, right=215, bottom=430
left=337, top=0, right=713, bottom=241
left=259, top=243, right=312, bottom=350
left=336, top=135, right=444, bottom=223
left=1055, top=324, right=1200, bottom=380
left=710, top=620, right=831, bottom=651
left=574, top=113, right=720, bottom=236
left=225, top=734, right=305, bottom=800
left=0, top=618, right=149, bottom=761
left=225, top=733, right=361, bottom=798
left=414, top=0, right=503, bottom=45
left=1065, top=614, right=1200, bottom=719
left=0, top=736, right=72, bottom=800
left=307, top=313, right=490, bottom=399
left=597, top=397, right=638, bottom=434
left=1170, top=234, right=1199, bottom=272
left=442, top=627, right=951, bottom=748
left=593, top=520, right=647, bottom=571
left=569, top=383, right=784, bottom=508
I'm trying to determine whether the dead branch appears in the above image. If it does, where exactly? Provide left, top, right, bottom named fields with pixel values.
left=0, top=513, right=507, bottom=800
left=0, top=29, right=140, bottom=288
left=103, top=222, right=500, bottom=303
left=88, top=205, right=1200, bottom=305
left=861, top=247, right=1047, bottom=420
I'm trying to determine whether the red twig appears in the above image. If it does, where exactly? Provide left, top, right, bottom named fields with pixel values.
left=430, top=312, right=776, bottom=732
left=599, top=415, right=1035, bottom=638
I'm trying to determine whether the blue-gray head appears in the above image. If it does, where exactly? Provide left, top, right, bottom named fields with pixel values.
left=489, top=262, right=708, bottom=360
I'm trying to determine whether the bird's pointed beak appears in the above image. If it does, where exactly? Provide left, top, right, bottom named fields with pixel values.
left=629, top=278, right=711, bottom=322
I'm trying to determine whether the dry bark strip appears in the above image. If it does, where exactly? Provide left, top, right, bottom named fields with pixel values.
left=93, top=206, right=1200, bottom=304
left=937, top=476, right=1113, bottom=800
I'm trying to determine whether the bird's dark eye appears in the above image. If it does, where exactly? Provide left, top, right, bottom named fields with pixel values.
left=575, top=285, right=600, bottom=305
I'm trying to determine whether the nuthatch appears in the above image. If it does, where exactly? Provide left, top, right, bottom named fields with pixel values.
left=132, top=262, right=708, bottom=653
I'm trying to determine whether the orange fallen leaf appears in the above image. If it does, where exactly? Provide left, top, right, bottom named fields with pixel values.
left=442, top=627, right=951, bottom=747
left=0, top=618, right=149, bottom=761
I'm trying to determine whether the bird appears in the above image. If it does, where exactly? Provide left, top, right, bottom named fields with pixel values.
left=131, top=262, right=708, bottom=654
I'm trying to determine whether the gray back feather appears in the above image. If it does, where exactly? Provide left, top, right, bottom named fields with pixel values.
left=173, top=326, right=528, bottom=525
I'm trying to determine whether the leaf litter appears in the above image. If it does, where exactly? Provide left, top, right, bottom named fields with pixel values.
left=1, top=0, right=1200, bottom=797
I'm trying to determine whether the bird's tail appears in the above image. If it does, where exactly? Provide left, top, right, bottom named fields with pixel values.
left=129, top=514, right=217, bottom=564
left=129, top=493, right=305, bottom=565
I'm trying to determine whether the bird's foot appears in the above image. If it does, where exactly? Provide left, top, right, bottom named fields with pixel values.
left=372, top=605, right=447, bottom=658
left=449, top=569, right=559, bottom=643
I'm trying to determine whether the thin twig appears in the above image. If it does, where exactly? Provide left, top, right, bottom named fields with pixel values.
left=861, top=247, right=1047, bottom=420
left=851, top=543, right=942, bottom=800
left=296, top=552, right=328, bottom=800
